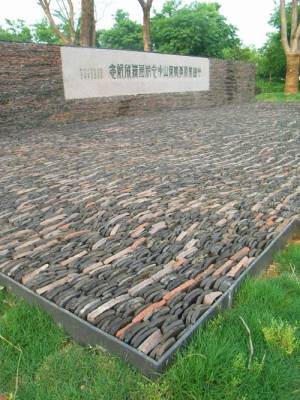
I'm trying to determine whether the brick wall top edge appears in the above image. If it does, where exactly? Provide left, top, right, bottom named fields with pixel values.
left=0, top=41, right=255, bottom=68
left=0, top=40, right=60, bottom=51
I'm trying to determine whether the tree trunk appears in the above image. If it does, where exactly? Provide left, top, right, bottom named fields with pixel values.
left=143, top=10, right=151, bottom=51
left=284, top=53, right=300, bottom=93
left=38, top=0, right=76, bottom=44
left=80, top=0, right=96, bottom=47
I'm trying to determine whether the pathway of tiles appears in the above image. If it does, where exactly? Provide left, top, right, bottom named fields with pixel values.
left=1, top=103, right=300, bottom=360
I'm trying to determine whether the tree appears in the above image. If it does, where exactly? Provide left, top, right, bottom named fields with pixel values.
left=32, top=18, right=63, bottom=44
left=80, top=0, right=96, bottom=46
left=98, top=10, right=143, bottom=50
left=38, top=0, right=77, bottom=44
left=137, top=0, right=154, bottom=51
left=256, top=1, right=300, bottom=82
left=0, top=19, right=32, bottom=42
left=38, top=0, right=96, bottom=46
left=223, top=46, right=260, bottom=64
left=151, top=1, right=239, bottom=57
left=0, top=18, right=68, bottom=44
left=159, top=0, right=181, bottom=17
left=259, top=32, right=286, bottom=81
left=97, top=1, right=240, bottom=57
left=280, top=0, right=300, bottom=93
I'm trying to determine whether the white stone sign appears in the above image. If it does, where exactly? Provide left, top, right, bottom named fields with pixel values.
left=60, top=46, right=210, bottom=100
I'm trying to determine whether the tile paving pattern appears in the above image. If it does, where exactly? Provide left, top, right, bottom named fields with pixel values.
left=1, top=103, right=300, bottom=360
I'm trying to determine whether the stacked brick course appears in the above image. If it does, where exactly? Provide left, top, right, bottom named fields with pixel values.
left=0, top=41, right=255, bottom=129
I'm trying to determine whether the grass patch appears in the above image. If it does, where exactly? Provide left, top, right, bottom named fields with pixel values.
left=0, top=301, right=66, bottom=396
left=1, top=243, right=300, bottom=399
left=262, top=319, right=299, bottom=355
left=255, top=80, right=300, bottom=102
left=0, top=288, right=15, bottom=318
left=256, top=92, right=300, bottom=102
left=256, top=79, right=285, bottom=93
left=165, top=274, right=300, bottom=400
left=275, top=244, right=300, bottom=276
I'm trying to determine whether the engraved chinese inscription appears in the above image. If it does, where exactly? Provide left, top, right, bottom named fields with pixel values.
left=80, top=67, right=103, bottom=80
left=61, top=47, right=210, bottom=99
left=108, top=64, right=202, bottom=79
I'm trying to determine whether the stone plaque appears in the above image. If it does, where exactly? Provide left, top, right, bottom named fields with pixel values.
left=60, top=46, right=210, bottom=99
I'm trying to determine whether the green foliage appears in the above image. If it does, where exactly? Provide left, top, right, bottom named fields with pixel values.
left=51, top=8, right=80, bottom=44
left=258, top=32, right=286, bottom=80
left=258, top=2, right=300, bottom=81
left=262, top=319, right=299, bottom=355
left=31, top=10, right=80, bottom=45
left=256, top=79, right=285, bottom=93
left=223, top=46, right=260, bottom=64
left=32, top=19, right=62, bottom=44
left=0, top=17, right=70, bottom=45
left=98, top=10, right=143, bottom=50
left=269, top=1, right=300, bottom=32
left=0, top=19, right=32, bottom=43
left=0, top=0, right=297, bottom=82
left=151, top=1, right=240, bottom=57
left=97, top=1, right=241, bottom=57
left=0, top=1, right=265, bottom=69
left=160, top=0, right=182, bottom=17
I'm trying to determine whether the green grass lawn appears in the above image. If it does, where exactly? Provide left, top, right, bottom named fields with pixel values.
left=255, top=79, right=300, bottom=102
left=256, top=92, right=300, bottom=102
left=256, top=79, right=286, bottom=93
left=1, top=244, right=300, bottom=400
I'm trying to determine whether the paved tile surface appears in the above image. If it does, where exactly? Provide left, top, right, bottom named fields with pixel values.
left=1, top=103, right=300, bottom=360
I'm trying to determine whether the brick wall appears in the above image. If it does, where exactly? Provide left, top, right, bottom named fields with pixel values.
left=0, top=42, right=256, bottom=130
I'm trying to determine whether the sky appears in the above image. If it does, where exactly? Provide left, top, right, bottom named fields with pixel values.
left=0, top=0, right=277, bottom=48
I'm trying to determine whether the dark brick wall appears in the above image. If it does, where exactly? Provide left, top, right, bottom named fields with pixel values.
left=0, top=42, right=256, bottom=129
